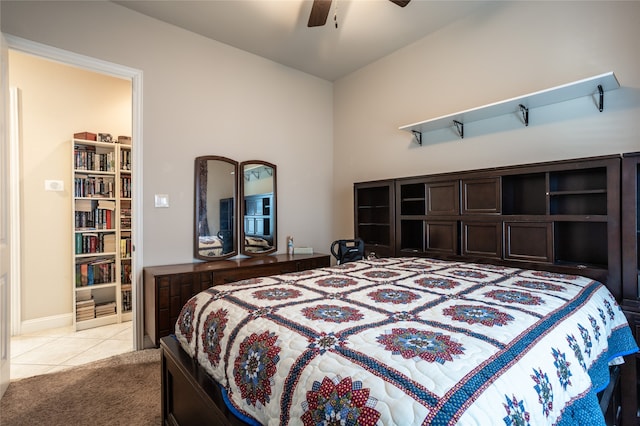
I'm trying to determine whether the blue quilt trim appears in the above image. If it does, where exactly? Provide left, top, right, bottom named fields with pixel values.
left=556, top=326, right=639, bottom=426
left=557, top=392, right=605, bottom=426
left=430, top=284, right=639, bottom=425
left=220, top=385, right=261, bottom=426
left=591, top=326, right=638, bottom=393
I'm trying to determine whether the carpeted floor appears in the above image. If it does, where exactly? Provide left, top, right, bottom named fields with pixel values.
left=0, top=349, right=162, bottom=426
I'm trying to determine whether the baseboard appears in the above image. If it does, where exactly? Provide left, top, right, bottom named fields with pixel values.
left=19, top=313, right=73, bottom=335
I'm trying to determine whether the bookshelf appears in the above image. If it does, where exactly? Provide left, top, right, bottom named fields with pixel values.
left=72, top=135, right=133, bottom=330
left=353, top=180, right=395, bottom=258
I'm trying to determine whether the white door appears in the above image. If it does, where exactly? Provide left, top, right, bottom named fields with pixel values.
left=0, top=33, right=12, bottom=399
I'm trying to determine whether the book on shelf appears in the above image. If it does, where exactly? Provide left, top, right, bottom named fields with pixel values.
left=97, top=199, right=116, bottom=210
left=76, top=305, right=95, bottom=311
left=76, top=312, right=95, bottom=321
left=121, top=262, right=132, bottom=284
left=120, top=235, right=132, bottom=258
left=76, top=288, right=92, bottom=301
left=75, top=206, right=114, bottom=230
left=74, top=145, right=115, bottom=172
left=75, top=199, right=93, bottom=212
left=95, top=301, right=117, bottom=317
left=75, top=257, right=116, bottom=287
left=121, top=288, right=132, bottom=312
left=75, top=297, right=96, bottom=321
left=103, top=233, right=116, bottom=253
left=120, top=176, right=132, bottom=198
left=105, top=209, right=112, bottom=229
left=75, top=298, right=95, bottom=307
left=74, top=176, right=115, bottom=198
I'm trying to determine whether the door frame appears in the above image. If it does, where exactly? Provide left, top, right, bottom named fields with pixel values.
left=1, top=31, right=10, bottom=399
left=4, top=35, right=145, bottom=350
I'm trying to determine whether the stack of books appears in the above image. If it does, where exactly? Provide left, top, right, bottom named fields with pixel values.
left=76, top=298, right=95, bottom=322
left=95, top=301, right=117, bottom=318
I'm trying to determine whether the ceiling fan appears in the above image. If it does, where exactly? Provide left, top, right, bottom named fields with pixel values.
left=307, top=0, right=411, bottom=27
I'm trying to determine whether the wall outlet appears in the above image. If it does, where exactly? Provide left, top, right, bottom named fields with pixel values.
left=44, top=180, right=64, bottom=191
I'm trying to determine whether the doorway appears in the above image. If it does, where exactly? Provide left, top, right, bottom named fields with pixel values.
left=4, top=36, right=143, bottom=379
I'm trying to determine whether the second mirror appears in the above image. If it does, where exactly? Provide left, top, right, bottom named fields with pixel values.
left=240, top=161, right=277, bottom=256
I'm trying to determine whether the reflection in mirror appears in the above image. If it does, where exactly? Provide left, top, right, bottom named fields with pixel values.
left=194, top=156, right=238, bottom=260
left=240, top=161, right=277, bottom=256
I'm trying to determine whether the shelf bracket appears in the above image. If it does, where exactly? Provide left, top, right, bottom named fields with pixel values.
left=518, top=104, right=529, bottom=127
left=411, top=130, right=423, bottom=146
left=597, top=84, right=604, bottom=112
left=453, top=120, right=464, bottom=139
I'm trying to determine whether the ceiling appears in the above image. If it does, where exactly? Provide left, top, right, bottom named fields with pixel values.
left=113, top=0, right=496, bottom=81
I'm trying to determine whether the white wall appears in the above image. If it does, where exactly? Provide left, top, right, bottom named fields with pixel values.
left=333, top=1, right=640, bottom=238
left=9, top=51, right=131, bottom=321
left=1, top=1, right=335, bottom=270
left=3, top=2, right=639, bottom=303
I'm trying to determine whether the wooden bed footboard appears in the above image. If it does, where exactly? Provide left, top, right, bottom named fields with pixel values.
left=161, top=336, right=249, bottom=426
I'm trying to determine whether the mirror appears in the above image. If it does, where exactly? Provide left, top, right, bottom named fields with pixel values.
left=240, top=161, right=277, bottom=256
left=194, top=156, right=238, bottom=260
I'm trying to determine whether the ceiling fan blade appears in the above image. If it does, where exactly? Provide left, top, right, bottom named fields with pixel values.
left=389, top=0, right=411, bottom=6
left=308, top=0, right=332, bottom=27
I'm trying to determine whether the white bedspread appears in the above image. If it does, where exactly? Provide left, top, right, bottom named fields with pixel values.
left=175, top=257, right=637, bottom=425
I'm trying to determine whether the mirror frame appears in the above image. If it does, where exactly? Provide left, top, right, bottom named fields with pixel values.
left=194, top=155, right=239, bottom=261
left=240, top=160, right=277, bottom=257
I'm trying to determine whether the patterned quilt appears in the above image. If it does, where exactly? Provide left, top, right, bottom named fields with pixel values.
left=174, top=257, right=638, bottom=426
left=198, top=235, right=223, bottom=257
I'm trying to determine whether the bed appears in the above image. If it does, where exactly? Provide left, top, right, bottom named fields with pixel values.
left=244, top=236, right=273, bottom=253
left=162, top=257, right=638, bottom=425
left=198, top=235, right=224, bottom=257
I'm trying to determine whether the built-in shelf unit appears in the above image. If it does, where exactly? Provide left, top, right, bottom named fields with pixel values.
left=72, top=135, right=133, bottom=330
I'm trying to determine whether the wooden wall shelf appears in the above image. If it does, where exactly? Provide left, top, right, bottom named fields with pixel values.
left=400, top=72, right=620, bottom=144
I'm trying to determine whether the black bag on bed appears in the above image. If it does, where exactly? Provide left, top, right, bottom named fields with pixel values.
left=330, top=238, right=365, bottom=264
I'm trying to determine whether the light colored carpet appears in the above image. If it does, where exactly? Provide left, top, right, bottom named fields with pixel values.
left=0, top=349, right=161, bottom=426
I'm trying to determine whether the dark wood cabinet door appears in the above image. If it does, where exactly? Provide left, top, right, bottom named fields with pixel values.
left=461, top=221, right=502, bottom=259
left=462, top=177, right=500, bottom=214
left=622, top=152, right=640, bottom=303
left=427, top=181, right=459, bottom=215
left=504, top=221, right=552, bottom=263
left=425, top=221, right=458, bottom=255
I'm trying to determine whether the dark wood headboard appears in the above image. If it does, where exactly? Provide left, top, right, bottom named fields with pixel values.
left=354, top=154, right=623, bottom=300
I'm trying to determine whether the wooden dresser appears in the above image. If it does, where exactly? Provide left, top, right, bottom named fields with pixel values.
left=144, top=253, right=330, bottom=346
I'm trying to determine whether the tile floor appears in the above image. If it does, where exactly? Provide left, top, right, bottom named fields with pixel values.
left=10, top=321, right=133, bottom=381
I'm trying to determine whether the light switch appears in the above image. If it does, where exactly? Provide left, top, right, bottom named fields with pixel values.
left=45, top=180, right=64, bottom=191
left=155, top=194, right=169, bottom=208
